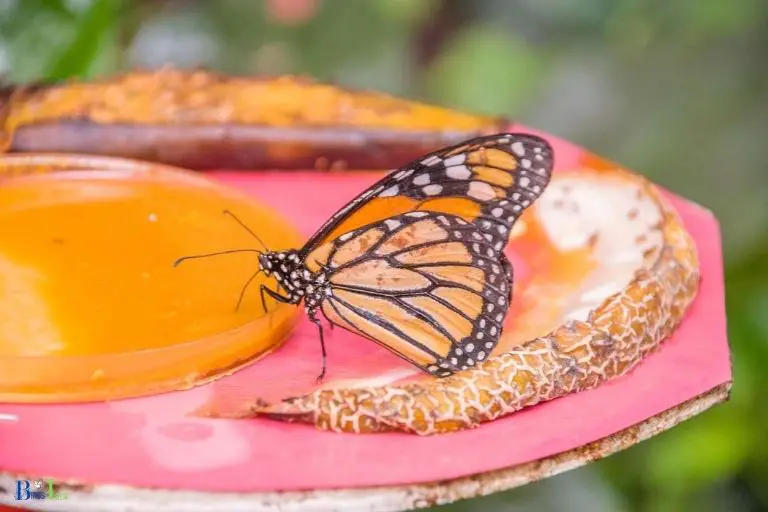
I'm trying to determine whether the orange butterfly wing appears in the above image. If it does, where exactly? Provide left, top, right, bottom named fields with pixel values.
left=299, top=133, right=554, bottom=375
left=303, top=133, right=554, bottom=271
left=314, top=211, right=513, bottom=376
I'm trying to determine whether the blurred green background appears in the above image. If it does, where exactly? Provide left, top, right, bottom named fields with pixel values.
left=1, top=0, right=765, bottom=510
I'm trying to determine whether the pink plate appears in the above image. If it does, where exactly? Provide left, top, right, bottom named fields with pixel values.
left=0, top=127, right=731, bottom=500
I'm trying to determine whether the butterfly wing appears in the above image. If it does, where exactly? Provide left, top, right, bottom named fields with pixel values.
left=317, top=211, right=515, bottom=376
left=302, top=132, right=554, bottom=273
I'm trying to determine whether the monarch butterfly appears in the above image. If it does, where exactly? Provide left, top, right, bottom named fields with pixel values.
left=175, top=133, right=554, bottom=382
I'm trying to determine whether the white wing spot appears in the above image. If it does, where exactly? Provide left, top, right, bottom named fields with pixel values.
left=423, top=184, right=443, bottom=195
left=380, top=185, right=399, bottom=197
left=468, top=181, right=495, bottom=201
left=384, top=219, right=401, bottom=230
left=485, top=341, right=494, bottom=349
left=446, top=165, right=471, bottom=180
left=413, top=173, right=430, bottom=186
left=491, top=207, right=503, bottom=217
left=477, top=351, right=486, bottom=360
left=519, top=177, right=530, bottom=188
left=406, top=212, right=429, bottom=218
left=465, top=343, right=474, bottom=352
left=445, top=153, right=466, bottom=166
left=421, top=155, right=441, bottom=166
left=511, top=141, right=525, bottom=156
left=521, top=158, right=531, bottom=169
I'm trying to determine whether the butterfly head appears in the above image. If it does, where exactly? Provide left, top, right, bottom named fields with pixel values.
left=259, top=250, right=331, bottom=307
left=259, top=250, right=307, bottom=300
left=259, top=250, right=299, bottom=277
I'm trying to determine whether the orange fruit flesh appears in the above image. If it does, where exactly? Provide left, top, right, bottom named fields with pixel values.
left=0, top=158, right=301, bottom=402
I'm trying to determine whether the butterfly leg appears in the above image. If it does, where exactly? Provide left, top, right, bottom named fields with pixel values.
left=235, top=270, right=263, bottom=312
left=259, top=285, right=292, bottom=314
left=312, top=260, right=334, bottom=331
left=307, top=309, right=327, bottom=383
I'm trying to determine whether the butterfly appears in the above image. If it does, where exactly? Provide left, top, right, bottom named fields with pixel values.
left=175, top=133, right=554, bottom=382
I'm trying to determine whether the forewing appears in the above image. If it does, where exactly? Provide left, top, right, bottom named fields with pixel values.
left=301, top=133, right=554, bottom=260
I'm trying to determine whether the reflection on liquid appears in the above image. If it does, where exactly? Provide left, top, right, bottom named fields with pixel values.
left=0, top=255, right=64, bottom=355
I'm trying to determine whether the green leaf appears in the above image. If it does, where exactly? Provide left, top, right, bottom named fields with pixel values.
left=644, top=406, right=753, bottom=493
left=34, top=0, right=77, bottom=20
left=423, top=25, right=549, bottom=116
left=44, top=0, right=122, bottom=81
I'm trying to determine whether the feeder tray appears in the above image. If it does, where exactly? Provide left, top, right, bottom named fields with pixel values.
left=0, top=71, right=731, bottom=511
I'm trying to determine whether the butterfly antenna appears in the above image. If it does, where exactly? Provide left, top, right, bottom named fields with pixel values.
left=173, top=249, right=263, bottom=267
left=222, top=209, right=269, bottom=252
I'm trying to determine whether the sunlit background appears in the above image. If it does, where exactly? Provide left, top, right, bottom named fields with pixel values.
left=1, top=1, right=766, bottom=511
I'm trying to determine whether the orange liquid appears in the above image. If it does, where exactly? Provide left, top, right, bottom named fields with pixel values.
left=0, top=156, right=301, bottom=402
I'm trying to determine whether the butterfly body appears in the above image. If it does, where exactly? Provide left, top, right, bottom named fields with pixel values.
left=180, top=133, right=554, bottom=382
